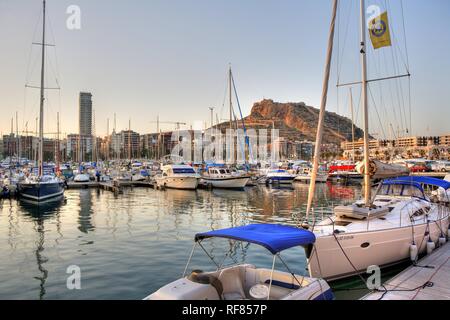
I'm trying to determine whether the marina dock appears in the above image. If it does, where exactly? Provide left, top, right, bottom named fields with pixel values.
left=67, top=180, right=155, bottom=190
left=362, top=242, right=450, bottom=300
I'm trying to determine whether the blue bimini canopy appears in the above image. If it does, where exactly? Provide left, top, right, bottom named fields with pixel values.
left=195, top=224, right=315, bottom=254
left=383, top=176, right=450, bottom=190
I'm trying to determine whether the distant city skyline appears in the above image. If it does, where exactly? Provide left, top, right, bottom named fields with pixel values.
left=0, top=0, right=449, bottom=138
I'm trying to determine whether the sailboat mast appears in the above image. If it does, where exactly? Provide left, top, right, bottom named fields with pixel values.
left=38, top=0, right=46, bottom=177
left=56, top=112, right=60, bottom=168
left=305, top=0, right=338, bottom=220
left=359, top=0, right=371, bottom=206
left=229, top=66, right=232, bottom=131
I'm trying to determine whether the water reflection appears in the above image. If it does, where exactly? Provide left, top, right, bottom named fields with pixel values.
left=78, top=190, right=95, bottom=233
left=1, top=184, right=363, bottom=299
left=18, top=196, right=65, bottom=300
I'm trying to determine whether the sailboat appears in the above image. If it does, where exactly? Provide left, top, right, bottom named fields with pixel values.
left=303, top=0, right=450, bottom=281
left=18, top=0, right=65, bottom=202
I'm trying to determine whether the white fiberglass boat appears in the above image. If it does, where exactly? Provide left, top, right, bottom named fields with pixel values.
left=266, top=169, right=296, bottom=184
left=294, top=173, right=328, bottom=183
left=155, top=164, right=199, bottom=190
left=201, top=165, right=249, bottom=189
left=74, top=173, right=90, bottom=183
left=146, top=224, right=334, bottom=300
left=294, top=168, right=328, bottom=183
left=306, top=177, right=450, bottom=281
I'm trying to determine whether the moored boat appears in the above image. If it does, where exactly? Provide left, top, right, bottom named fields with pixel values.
left=18, top=175, right=65, bottom=202
left=146, top=224, right=333, bottom=300
left=266, top=169, right=296, bottom=184
left=155, top=164, right=199, bottom=190
left=201, top=164, right=249, bottom=189
left=307, top=177, right=450, bottom=280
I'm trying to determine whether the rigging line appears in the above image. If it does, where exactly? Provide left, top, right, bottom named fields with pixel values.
left=336, top=0, right=353, bottom=84
left=382, top=49, right=400, bottom=133
left=219, top=74, right=228, bottom=124
left=385, top=0, right=409, bottom=133
left=386, top=0, right=410, bottom=73
left=384, top=0, right=405, bottom=132
left=399, top=0, right=411, bottom=71
left=375, top=48, right=391, bottom=140
left=25, top=7, right=43, bottom=84
left=231, top=71, right=253, bottom=163
left=368, top=85, right=387, bottom=141
left=383, top=0, right=408, bottom=72
left=354, top=85, right=362, bottom=130
left=386, top=44, right=405, bottom=135
left=46, top=12, right=60, bottom=79
left=408, top=76, right=412, bottom=135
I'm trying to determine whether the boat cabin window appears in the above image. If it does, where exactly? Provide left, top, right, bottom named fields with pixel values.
left=219, top=169, right=226, bottom=174
left=411, top=208, right=427, bottom=217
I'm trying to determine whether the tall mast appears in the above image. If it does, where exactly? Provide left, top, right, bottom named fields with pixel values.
left=305, top=0, right=338, bottom=220
left=16, top=111, right=20, bottom=159
left=128, top=119, right=131, bottom=160
left=113, top=113, right=117, bottom=160
left=106, top=118, right=109, bottom=161
left=229, top=65, right=232, bottom=131
left=92, top=109, right=96, bottom=162
left=157, top=115, right=160, bottom=160
left=38, top=0, right=46, bottom=177
left=360, top=0, right=371, bottom=206
left=349, top=87, right=356, bottom=162
left=56, top=112, right=60, bottom=168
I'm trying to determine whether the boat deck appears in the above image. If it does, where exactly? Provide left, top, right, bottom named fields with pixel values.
left=362, top=241, right=450, bottom=300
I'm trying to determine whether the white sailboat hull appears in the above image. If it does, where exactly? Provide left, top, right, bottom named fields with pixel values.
left=307, top=216, right=449, bottom=281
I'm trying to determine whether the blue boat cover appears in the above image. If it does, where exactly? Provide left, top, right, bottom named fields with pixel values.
left=383, top=176, right=450, bottom=190
left=195, top=224, right=315, bottom=254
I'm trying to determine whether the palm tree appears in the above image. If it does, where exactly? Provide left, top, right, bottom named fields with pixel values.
left=432, top=148, right=440, bottom=160
left=407, top=149, right=413, bottom=159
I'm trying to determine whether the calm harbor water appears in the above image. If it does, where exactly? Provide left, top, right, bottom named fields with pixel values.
left=0, top=183, right=400, bottom=300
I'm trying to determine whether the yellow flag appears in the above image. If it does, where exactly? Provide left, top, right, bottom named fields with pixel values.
left=369, top=11, right=392, bottom=49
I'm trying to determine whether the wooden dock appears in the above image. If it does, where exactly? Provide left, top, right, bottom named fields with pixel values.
left=362, top=242, right=450, bottom=300
left=67, top=180, right=155, bottom=191
left=67, top=181, right=99, bottom=188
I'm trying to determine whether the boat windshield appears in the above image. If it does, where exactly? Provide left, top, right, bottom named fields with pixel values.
left=378, top=183, right=425, bottom=199
left=173, top=168, right=195, bottom=174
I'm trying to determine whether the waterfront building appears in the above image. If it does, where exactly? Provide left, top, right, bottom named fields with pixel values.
left=440, top=134, right=450, bottom=146
left=66, top=134, right=92, bottom=162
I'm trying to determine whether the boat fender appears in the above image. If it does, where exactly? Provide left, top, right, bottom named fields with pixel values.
left=426, top=238, right=435, bottom=255
left=439, top=236, right=446, bottom=246
left=447, top=227, right=450, bottom=239
left=409, top=243, right=418, bottom=262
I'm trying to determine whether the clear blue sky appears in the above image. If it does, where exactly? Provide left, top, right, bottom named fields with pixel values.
left=0, top=0, right=449, bottom=138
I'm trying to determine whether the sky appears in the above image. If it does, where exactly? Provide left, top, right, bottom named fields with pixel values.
left=0, top=0, right=449, bottom=139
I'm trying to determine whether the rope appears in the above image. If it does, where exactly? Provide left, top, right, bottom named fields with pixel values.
left=411, top=257, right=450, bottom=300
left=332, top=232, right=367, bottom=285
left=376, top=281, right=434, bottom=300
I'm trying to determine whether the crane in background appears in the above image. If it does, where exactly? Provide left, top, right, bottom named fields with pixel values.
left=149, top=117, right=187, bottom=160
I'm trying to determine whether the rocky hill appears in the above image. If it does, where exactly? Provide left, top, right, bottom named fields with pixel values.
left=218, top=99, right=364, bottom=146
